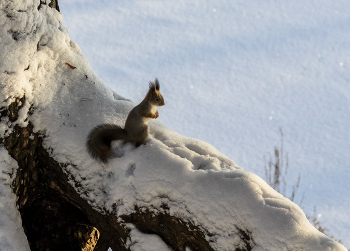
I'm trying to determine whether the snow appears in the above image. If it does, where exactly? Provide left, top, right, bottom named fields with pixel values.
left=0, top=148, right=30, bottom=251
left=58, top=0, right=350, bottom=247
left=125, top=224, right=172, bottom=251
left=0, top=0, right=348, bottom=250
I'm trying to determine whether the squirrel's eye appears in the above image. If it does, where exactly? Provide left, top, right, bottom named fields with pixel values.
left=156, top=98, right=160, bottom=101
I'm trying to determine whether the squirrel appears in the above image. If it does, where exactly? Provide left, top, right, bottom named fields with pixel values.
left=86, top=78, right=165, bottom=163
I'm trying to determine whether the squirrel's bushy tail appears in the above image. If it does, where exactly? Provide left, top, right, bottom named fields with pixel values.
left=86, top=124, right=127, bottom=163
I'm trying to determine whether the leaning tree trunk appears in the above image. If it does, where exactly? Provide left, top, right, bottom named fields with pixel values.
left=1, top=98, right=223, bottom=251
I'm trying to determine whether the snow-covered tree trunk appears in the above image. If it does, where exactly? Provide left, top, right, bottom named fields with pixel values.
left=1, top=101, right=217, bottom=251
left=0, top=1, right=346, bottom=251
left=2, top=98, right=217, bottom=251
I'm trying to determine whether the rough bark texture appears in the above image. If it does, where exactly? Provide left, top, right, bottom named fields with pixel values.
left=121, top=205, right=215, bottom=251
left=0, top=1, right=255, bottom=250
left=38, top=0, right=60, bottom=12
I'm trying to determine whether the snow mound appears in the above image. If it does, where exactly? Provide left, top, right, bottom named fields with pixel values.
left=0, top=148, right=30, bottom=251
left=0, top=1, right=346, bottom=250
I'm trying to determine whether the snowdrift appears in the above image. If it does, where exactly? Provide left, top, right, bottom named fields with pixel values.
left=0, top=1, right=346, bottom=250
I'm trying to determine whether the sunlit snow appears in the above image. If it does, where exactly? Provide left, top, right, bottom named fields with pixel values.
left=0, top=0, right=348, bottom=250
left=58, top=0, right=350, bottom=247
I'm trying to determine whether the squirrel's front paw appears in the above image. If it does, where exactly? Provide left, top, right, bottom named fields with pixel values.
left=147, top=112, right=158, bottom=119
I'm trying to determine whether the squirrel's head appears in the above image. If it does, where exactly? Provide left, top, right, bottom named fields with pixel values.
left=147, top=78, right=165, bottom=106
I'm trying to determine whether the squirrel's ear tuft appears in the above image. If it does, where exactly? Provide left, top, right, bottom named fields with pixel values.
left=149, top=78, right=160, bottom=91
left=154, top=78, right=160, bottom=90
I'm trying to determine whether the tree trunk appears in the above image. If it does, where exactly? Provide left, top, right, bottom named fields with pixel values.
left=2, top=96, right=234, bottom=250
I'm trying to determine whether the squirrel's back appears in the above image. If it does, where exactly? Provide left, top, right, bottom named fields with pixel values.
left=86, top=124, right=126, bottom=163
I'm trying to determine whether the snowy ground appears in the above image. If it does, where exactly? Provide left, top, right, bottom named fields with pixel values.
left=58, top=0, right=350, bottom=247
left=0, top=0, right=348, bottom=250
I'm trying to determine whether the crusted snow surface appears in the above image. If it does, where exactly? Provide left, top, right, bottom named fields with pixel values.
left=0, top=0, right=347, bottom=250
left=59, top=1, right=350, bottom=246
left=124, top=224, right=172, bottom=251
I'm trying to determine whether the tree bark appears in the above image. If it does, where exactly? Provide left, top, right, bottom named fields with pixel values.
left=38, top=0, right=60, bottom=12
